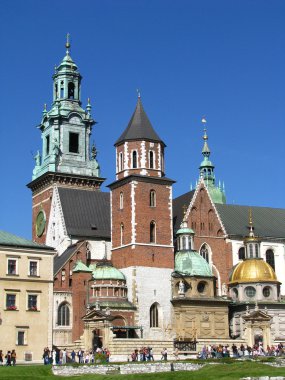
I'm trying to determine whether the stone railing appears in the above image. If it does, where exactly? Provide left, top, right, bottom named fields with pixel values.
left=52, top=362, right=203, bottom=376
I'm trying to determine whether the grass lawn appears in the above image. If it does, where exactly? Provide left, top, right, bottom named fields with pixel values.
left=0, top=360, right=284, bottom=380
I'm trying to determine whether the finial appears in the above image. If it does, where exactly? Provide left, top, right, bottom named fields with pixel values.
left=54, top=64, right=57, bottom=73
left=86, top=98, right=92, bottom=114
left=249, top=208, right=253, bottom=226
left=182, top=204, right=188, bottom=216
left=190, top=183, right=193, bottom=191
left=43, top=103, right=47, bottom=116
left=65, top=33, right=71, bottom=54
left=91, top=142, right=97, bottom=159
left=136, top=88, right=141, bottom=98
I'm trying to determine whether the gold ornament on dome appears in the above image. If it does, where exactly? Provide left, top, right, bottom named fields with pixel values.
left=229, top=259, right=277, bottom=284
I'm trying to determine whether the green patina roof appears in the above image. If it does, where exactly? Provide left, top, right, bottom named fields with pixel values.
left=73, top=260, right=93, bottom=273
left=175, top=250, right=212, bottom=277
left=208, top=185, right=226, bottom=204
left=176, top=227, right=195, bottom=235
left=0, top=230, right=53, bottom=250
left=93, top=264, right=125, bottom=280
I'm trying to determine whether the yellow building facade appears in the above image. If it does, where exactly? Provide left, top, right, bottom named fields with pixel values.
left=0, top=231, right=54, bottom=363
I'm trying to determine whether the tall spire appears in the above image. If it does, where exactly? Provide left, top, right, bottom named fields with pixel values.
left=65, top=33, right=71, bottom=55
left=244, top=208, right=260, bottom=259
left=198, top=117, right=226, bottom=204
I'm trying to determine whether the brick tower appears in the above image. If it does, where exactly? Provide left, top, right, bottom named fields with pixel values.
left=27, top=36, right=104, bottom=245
left=108, top=95, right=175, bottom=339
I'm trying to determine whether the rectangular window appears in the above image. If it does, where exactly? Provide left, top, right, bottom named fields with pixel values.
left=6, top=294, right=16, bottom=309
left=18, top=331, right=25, bottom=346
left=69, top=132, right=79, bottom=153
left=7, top=259, right=17, bottom=275
left=46, top=135, right=50, bottom=155
left=29, top=261, right=38, bottom=276
left=28, top=295, right=37, bottom=310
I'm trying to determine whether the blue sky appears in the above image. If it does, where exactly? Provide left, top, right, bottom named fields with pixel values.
left=0, top=0, right=284, bottom=240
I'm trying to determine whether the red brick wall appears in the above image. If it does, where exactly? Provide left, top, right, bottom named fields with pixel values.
left=111, top=178, right=174, bottom=269
left=31, top=186, right=53, bottom=243
left=72, top=271, right=91, bottom=341
left=187, top=185, right=233, bottom=287
left=116, top=141, right=164, bottom=179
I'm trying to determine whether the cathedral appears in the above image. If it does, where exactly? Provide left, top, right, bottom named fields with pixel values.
left=26, top=39, right=285, bottom=359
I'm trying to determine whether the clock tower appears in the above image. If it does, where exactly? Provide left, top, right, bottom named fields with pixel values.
left=27, top=36, right=104, bottom=245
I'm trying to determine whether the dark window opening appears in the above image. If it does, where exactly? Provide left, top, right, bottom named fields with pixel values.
left=55, top=84, right=58, bottom=99
left=150, top=190, right=156, bottom=207
left=150, top=303, right=159, bottom=327
left=69, top=132, right=79, bottom=153
left=150, top=221, right=156, bottom=243
left=68, top=82, right=75, bottom=99
left=60, top=81, right=64, bottom=98
left=29, top=261, right=38, bottom=276
left=8, top=259, right=16, bottom=275
left=6, top=294, right=16, bottom=308
left=200, top=244, right=209, bottom=263
left=58, top=303, right=70, bottom=326
left=149, top=151, right=154, bottom=169
left=46, top=135, right=50, bottom=155
left=18, top=331, right=25, bottom=346
left=238, top=247, right=245, bottom=260
left=28, top=295, right=37, bottom=310
left=132, top=151, right=137, bottom=168
left=266, top=249, right=275, bottom=271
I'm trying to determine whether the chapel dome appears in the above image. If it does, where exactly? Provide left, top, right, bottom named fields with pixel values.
left=229, top=258, right=277, bottom=284
left=92, top=262, right=125, bottom=281
left=175, top=250, right=212, bottom=277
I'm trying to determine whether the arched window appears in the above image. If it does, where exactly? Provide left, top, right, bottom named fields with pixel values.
left=58, top=303, right=70, bottom=326
left=150, top=190, right=156, bottom=207
left=119, top=152, right=123, bottom=172
left=200, top=244, right=209, bottom=263
left=238, top=247, right=245, bottom=260
left=266, top=249, right=275, bottom=271
left=150, top=221, right=156, bottom=243
left=68, top=82, right=75, bottom=99
left=120, top=223, right=124, bottom=245
left=132, top=151, right=137, bottom=169
left=120, top=192, right=123, bottom=210
left=149, top=151, right=154, bottom=169
left=60, top=81, right=64, bottom=98
left=150, top=303, right=159, bottom=327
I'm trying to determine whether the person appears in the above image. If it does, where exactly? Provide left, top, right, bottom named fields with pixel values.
left=62, top=348, right=67, bottom=365
left=105, top=348, right=110, bottom=362
left=148, top=347, right=154, bottom=361
left=71, top=350, right=76, bottom=363
left=5, top=351, right=11, bottom=366
left=52, top=350, right=56, bottom=365
left=173, top=347, right=179, bottom=360
left=0, top=350, right=3, bottom=366
left=11, top=350, right=16, bottom=366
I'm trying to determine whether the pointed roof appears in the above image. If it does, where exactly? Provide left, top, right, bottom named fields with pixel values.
left=115, top=97, right=165, bottom=146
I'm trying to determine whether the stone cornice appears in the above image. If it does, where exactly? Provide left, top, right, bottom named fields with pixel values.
left=27, top=171, right=105, bottom=194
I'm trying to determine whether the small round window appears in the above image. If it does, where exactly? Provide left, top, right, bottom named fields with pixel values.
left=197, top=281, right=206, bottom=293
left=245, top=286, right=256, bottom=298
left=263, top=287, right=271, bottom=298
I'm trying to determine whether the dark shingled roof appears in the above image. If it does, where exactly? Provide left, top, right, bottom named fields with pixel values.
left=58, top=188, right=110, bottom=239
left=54, top=241, right=84, bottom=275
left=173, top=190, right=195, bottom=234
left=115, top=98, right=165, bottom=146
left=216, top=204, right=285, bottom=239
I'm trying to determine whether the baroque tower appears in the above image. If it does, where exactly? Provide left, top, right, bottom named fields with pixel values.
left=198, top=118, right=226, bottom=204
left=108, top=95, right=175, bottom=339
left=27, top=36, right=104, bottom=245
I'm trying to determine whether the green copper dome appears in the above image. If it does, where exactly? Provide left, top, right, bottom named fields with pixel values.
left=175, top=250, right=212, bottom=277
left=73, top=260, right=93, bottom=273
left=92, top=263, right=126, bottom=281
left=176, top=227, right=194, bottom=235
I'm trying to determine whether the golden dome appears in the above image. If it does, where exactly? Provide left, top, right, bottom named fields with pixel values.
left=229, top=259, right=277, bottom=284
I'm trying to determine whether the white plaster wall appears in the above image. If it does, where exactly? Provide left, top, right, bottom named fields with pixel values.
left=121, top=266, right=173, bottom=340
left=46, top=186, right=68, bottom=255
left=87, top=240, right=112, bottom=260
